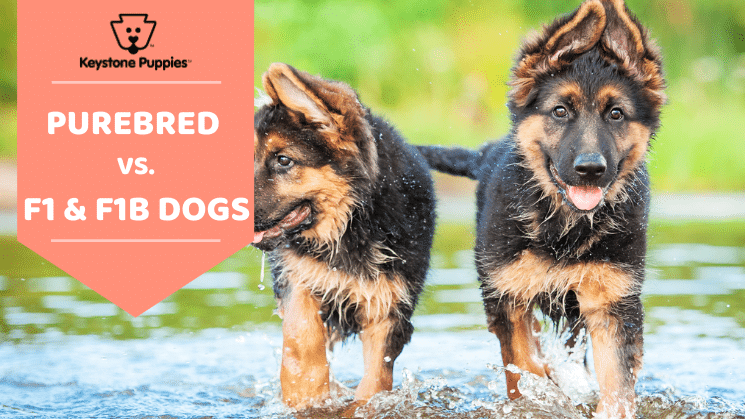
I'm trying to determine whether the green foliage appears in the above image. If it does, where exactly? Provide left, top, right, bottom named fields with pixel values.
left=0, top=0, right=15, bottom=105
left=0, top=0, right=744, bottom=188
left=255, top=0, right=745, bottom=191
left=0, top=0, right=17, bottom=157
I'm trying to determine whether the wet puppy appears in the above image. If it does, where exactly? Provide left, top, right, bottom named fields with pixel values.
left=253, top=63, right=436, bottom=409
left=417, top=0, right=665, bottom=416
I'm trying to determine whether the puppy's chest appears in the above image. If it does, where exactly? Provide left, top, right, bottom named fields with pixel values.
left=487, top=206, right=640, bottom=305
left=485, top=249, right=638, bottom=308
left=522, top=205, right=619, bottom=261
left=538, top=221, right=597, bottom=259
left=275, top=250, right=411, bottom=321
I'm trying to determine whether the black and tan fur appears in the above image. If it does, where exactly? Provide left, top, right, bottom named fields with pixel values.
left=253, top=63, right=436, bottom=409
left=417, top=0, right=665, bottom=417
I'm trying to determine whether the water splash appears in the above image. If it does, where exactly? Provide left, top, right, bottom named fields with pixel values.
left=540, top=327, right=597, bottom=405
left=1, top=330, right=744, bottom=418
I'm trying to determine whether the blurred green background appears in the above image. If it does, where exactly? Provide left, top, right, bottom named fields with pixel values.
left=254, top=0, right=745, bottom=191
left=0, top=0, right=15, bottom=159
left=1, top=0, right=744, bottom=189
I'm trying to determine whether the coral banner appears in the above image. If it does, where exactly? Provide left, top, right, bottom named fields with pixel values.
left=17, top=1, right=254, bottom=316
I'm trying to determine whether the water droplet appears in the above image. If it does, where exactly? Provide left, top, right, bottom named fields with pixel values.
left=258, top=284, right=265, bottom=291
left=260, top=252, right=266, bottom=283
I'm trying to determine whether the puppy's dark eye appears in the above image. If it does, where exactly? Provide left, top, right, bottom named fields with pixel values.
left=553, top=106, right=568, bottom=118
left=126, top=27, right=132, bottom=33
left=135, top=27, right=141, bottom=33
left=610, top=108, right=624, bottom=120
left=277, top=155, right=293, bottom=168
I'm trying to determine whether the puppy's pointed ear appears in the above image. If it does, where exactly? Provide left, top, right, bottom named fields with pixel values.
left=599, top=0, right=646, bottom=69
left=599, top=0, right=666, bottom=108
left=544, top=0, right=606, bottom=62
left=262, top=63, right=334, bottom=127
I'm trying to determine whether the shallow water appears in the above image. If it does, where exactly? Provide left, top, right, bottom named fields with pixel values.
left=1, top=324, right=743, bottom=418
left=2, top=221, right=745, bottom=417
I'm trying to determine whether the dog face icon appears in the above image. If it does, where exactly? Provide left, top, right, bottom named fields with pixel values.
left=111, top=14, right=156, bottom=55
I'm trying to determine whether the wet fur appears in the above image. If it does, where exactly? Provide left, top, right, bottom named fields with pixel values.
left=254, top=63, right=436, bottom=407
left=418, top=1, right=664, bottom=417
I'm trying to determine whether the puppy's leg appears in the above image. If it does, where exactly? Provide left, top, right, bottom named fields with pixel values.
left=486, top=298, right=549, bottom=399
left=354, top=317, right=406, bottom=401
left=279, top=285, right=329, bottom=408
left=578, top=292, right=643, bottom=418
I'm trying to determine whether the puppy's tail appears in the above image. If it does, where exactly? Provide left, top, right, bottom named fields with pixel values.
left=416, top=145, right=484, bottom=180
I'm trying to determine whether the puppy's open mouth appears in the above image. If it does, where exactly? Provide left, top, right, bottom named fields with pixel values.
left=253, top=205, right=312, bottom=244
left=549, top=162, right=605, bottom=212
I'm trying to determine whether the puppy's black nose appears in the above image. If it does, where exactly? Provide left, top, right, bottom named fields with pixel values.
left=128, top=36, right=139, bottom=43
left=574, top=153, right=607, bottom=178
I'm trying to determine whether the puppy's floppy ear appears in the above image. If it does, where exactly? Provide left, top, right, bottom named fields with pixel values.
left=262, top=63, right=368, bottom=142
left=544, top=0, right=606, bottom=63
left=510, top=1, right=606, bottom=108
left=262, top=63, right=334, bottom=127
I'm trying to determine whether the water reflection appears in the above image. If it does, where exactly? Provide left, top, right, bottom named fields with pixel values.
left=2, top=236, right=745, bottom=339
left=651, top=244, right=744, bottom=266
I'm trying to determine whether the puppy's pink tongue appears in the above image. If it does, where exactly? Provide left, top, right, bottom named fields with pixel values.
left=568, top=186, right=603, bottom=211
left=252, top=231, right=265, bottom=244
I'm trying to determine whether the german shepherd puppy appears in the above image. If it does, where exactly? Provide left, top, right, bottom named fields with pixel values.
left=417, top=0, right=665, bottom=416
left=252, top=63, right=436, bottom=409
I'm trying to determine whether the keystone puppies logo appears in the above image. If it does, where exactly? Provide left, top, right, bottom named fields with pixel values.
left=81, top=13, right=188, bottom=71
left=111, top=14, right=156, bottom=55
